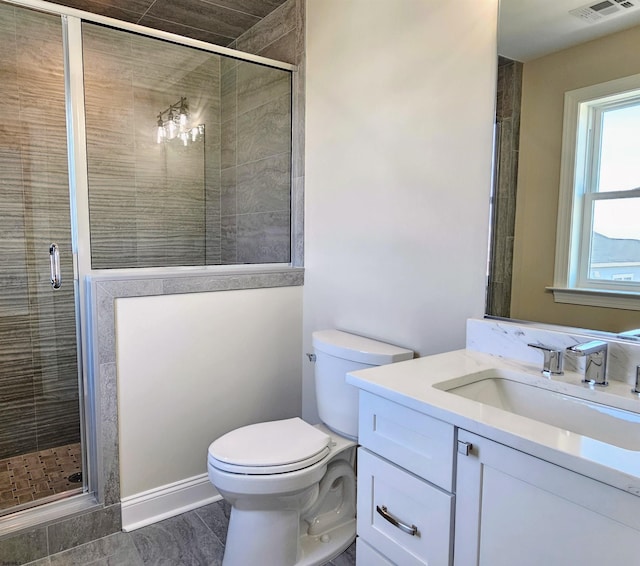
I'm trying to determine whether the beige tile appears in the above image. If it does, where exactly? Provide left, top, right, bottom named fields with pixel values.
left=0, top=442, right=81, bottom=512
left=0, top=471, right=11, bottom=489
left=11, top=466, right=29, bottom=478
left=47, top=471, right=65, bottom=482
left=0, top=490, right=13, bottom=501
left=18, top=492, right=35, bottom=504
left=34, top=481, right=51, bottom=493
left=0, top=499, right=17, bottom=510
left=14, top=478, right=30, bottom=491
left=14, top=487, right=34, bottom=499
left=29, top=468, right=45, bottom=481
left=24, top=455, right=40, bottom=468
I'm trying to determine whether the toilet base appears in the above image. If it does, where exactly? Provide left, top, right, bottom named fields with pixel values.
left=223, top=506, right=299, bottom=566
left=221, top=507, right=355, bottom=566
left=298, top=518, right=355, bottom=566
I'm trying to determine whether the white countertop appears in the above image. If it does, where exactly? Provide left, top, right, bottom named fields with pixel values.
left=346, top=349, right=640, bottom=496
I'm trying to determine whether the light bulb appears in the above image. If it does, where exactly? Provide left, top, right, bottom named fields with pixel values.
left=179, top=112, right=188, bottom=133
left=156, top=117, right=166, bottom=144
left=167, top=115, right=177, bottom=140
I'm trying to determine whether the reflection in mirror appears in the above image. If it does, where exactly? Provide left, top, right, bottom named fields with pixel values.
left=488, top=0, right=640, bottom=337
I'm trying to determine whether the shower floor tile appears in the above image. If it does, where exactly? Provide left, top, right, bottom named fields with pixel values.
left=0, top=443, right=82, bottom=512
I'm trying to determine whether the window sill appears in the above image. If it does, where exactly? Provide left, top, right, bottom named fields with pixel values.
left=547, top=287, right=640, bottom=311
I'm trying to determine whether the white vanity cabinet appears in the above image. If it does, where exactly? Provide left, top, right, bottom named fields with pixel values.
left=455, top=429, right=640, bottom=566
left=356, top=391, right=456, bottom=565
left=356, top=391, right=640, bottom=566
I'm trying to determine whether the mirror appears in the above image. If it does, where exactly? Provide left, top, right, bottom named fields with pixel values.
left=488, top=0, right=640, bottom=337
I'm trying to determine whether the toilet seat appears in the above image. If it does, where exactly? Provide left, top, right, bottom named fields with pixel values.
left=208, top=417, right=331, bottom=475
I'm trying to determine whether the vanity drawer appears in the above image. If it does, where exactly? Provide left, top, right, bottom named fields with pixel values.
left=356, top=538, right=395, bottom=565
left=357, top=448, right=453, bottom=566
left=359, top=391, right=455, bottom=490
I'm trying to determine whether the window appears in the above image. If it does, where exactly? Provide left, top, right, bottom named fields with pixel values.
left=553, top=74, right=640, bottom=310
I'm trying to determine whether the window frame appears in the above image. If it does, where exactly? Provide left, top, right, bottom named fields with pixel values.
left=551, top=73, right=640, bottom=310
left=549, top=74, right=640, bottom=310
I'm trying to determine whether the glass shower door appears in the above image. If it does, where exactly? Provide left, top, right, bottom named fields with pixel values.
left=0, top=2, right=83, bottom=514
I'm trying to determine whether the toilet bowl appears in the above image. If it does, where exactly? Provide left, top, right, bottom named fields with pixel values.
left=207, top=330, right=413, bottom=566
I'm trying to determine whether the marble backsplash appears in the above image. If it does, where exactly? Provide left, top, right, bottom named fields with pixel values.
left=467, top=318, right=640, bottom=387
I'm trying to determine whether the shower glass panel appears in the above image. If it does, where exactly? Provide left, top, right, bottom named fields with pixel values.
left=0, top=2, right=83, bottom=514
left=82, top=24, right=293, bottom=269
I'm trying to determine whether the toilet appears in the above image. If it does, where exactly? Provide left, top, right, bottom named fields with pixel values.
left=207, top=329, right=413, bottom=566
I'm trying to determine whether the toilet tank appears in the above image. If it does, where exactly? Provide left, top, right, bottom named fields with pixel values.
left=312, top=330, right=413, bottom=440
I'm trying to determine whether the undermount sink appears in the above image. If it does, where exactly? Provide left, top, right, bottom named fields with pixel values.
left=434, top=369, right=640, bottom=451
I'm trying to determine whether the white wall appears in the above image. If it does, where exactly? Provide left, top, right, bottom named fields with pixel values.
left=302, top=0, right=498, bottom=421
left=114, top=0, right=499, bottom=500
left=116, top=286, right=302, bottom=498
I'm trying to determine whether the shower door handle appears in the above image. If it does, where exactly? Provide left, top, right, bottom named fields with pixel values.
left=49, top=243, right=62, bottom=289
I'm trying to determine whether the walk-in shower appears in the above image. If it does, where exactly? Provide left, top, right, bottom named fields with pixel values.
left=0, top=3, right=83, bottom=515
left=0, top=0, right=294, bottom=528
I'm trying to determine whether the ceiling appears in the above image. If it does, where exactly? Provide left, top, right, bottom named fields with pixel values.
left=43, top=0, right=640, bottom=60
left=46, top=0, right=289, bottom=46
left=499, top=0, right=640, bottom=61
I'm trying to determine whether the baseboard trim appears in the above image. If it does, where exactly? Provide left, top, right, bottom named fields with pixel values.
left=121, top=473, right=221, bottom=532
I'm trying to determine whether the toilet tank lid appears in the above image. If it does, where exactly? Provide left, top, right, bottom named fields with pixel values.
left=312, top=330, right=413, bottom=365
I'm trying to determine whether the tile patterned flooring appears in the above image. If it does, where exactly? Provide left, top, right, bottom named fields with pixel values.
left=20, top=500, right=356, bottom=566
left=0, top=444, right=82, bottom=513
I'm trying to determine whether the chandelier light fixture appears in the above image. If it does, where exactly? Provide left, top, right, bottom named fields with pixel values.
left=156, top=97, right=204, bottom=146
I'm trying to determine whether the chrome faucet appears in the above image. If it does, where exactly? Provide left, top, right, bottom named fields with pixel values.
left=566, top=340, right=608, bottom=386
left=528, top=343, right=564, bottom=377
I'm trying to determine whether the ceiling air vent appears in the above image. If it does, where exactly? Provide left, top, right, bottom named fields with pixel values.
left=570, top=0, right=639, bottom=23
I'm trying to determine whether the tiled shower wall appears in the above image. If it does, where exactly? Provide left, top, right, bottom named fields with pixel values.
left=486, top=57, right=523, bottom=318
left=219, top=59, right=292, bottom=263
left=0, top=4, right=80, bottom=460
left=219, top=0, right=301, bottom=265
left=83, top=18, right=296, bottom=270
left=83, top=24, right=221, bottom=269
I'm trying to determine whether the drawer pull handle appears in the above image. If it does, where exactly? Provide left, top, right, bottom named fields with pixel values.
left=457, top=440, right=473, bottom=456
left=376, top=505, right=419, bottom=537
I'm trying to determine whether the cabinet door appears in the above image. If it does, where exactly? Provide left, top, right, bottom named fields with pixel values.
left=455, top=430, right=640, bottom=566
left=358, top=448, right=453, bottom=566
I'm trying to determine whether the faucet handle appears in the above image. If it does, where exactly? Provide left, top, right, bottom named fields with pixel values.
left=566, top=340, right=608, bottom=386
left=566, top=340, right=607, bottom=356
left=527, top=343, right=564, bottom=376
